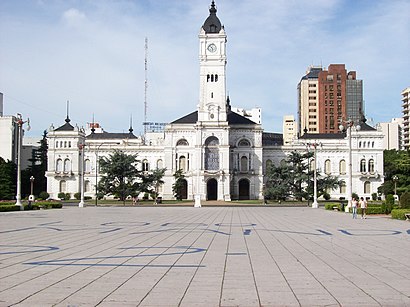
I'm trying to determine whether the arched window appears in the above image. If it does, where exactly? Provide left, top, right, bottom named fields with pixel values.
left=324, top=159, right=331, bottom=175
left=68, top=141, right=71, bottom=148
left=59, top=180, right=66, bottom=192
left=64, top=159, right=71, bottom=172
left=56, top=159, right=63, bottom=172
left=179, top=156, right=186, bottom=172
left=368, top=159, right=375, bottom=174
left=56, top=141, right=58, bottom=148
left=360, top=159, right=366, bottom=173
left=340, top=182, right=346, bottom=194
left=85, top=159, right=91, bottom=173
left=205, top=136, right=219, bottom=170
left=60, top=141, right=63, bottom=148
left=240, top=156, right=248, bottom=172
left=142, top=159, right=149, bottom=172
left=372, top=141, right=374, bottom=148
left=211, top=75, right=214, bottom=82
left=215, top=74, right=218, bottom=82
left=64, top=141, right=67, bottom=148
left=238, top=139, right=250, bottom=147
left=157, top=159, right=163, bottom=169
left=266, top=159, right=272, bottom=170
left=359, top=141, right=362, bottom=148
left=176, top=139, right=189, bottom=146
left=339, top=159, right=346, bottom=175
left=364, top=181, right=371, bottom=194
left=85, top=180, right=90, bottom=192
left=207, top=74, right=210, bottom=82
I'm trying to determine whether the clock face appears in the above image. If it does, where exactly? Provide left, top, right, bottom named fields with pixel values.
left=207, top=43, right=217, bottom=53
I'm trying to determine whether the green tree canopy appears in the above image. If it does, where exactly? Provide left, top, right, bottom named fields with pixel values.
left=97, top=150, right=142, bottom=203
left=172, top=169, right=185, bottom=201
left=264, top=150, right=340, bottom=201
left=378, top=150, right=410, bottom=196
left=0, top=157, right=17, bottom=200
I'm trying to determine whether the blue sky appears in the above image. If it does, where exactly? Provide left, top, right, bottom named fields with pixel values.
left=1, top=0, right=409, bottom=136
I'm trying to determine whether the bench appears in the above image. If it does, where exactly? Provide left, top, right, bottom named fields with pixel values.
left=405, top=213, right=410, bottom=221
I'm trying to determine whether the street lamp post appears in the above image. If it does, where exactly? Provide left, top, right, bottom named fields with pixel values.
left=15, top=113, right=30, bottom=210
left=30, top=176, right=35, bottom=196
left=78, top=143, right=85, bottom=208
left=393, top=175, right=398, bottom=198
left=339, top=120, right=361, bottom=211
left=306, top=142, right=321, bottom=208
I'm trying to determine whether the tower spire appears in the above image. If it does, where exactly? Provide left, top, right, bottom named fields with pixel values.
left=65, top=100, right=70, bottom=123
left=129, top=114, right=134, bottom=134
left=91, top=113, right=95, bottom=134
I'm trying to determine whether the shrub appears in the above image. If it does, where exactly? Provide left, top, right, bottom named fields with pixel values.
left=386, top=194, right=395, bottom=206
left=58, top=192, right=65, bottom=200
left=358, top=206, right=384, bottom=215
left=391, top=209, right=410, bottom=220
left=38, top=191, right=50, bottom=200
left=371, top=193, right=377, bottom=201
left=399, top=192, right=410, bottom=209
left=0, top=205, right=21, bottom=212
left=325, top=203, right=342, bottom=210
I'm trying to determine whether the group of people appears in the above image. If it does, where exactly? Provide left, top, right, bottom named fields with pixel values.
left=351, top=197, right=367, bottom=219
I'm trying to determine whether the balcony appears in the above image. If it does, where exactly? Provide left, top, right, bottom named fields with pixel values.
left=360, top=171, right=379, bottom=179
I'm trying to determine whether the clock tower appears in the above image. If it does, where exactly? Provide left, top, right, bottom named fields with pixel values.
left=198, top=1, right=227, bottom=123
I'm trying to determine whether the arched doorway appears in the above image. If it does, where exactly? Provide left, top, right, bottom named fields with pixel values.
left=238, top=179, right=250, bottom=200
left=181, top=179, right=188, bottom=200
left=207, top=178, right=218, bottom=200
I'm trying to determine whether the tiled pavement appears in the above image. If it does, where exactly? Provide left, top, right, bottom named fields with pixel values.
left=1, top=206, right=409, bottom=307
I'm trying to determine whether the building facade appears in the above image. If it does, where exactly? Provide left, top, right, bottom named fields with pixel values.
left=402, top=87, right=410, bottom=150
left=45, top=1, right=384, bottom=202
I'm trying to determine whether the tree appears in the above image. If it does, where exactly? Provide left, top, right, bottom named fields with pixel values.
left=140, top=168, right=166, bottom=202
left=24, top=130, right=48, bottom=197
left=97, top=150, right=142, bottom=204
left=378, top=150, right=410, bottom=196
left=0, top=157, right=16, bottom=200
left=264, top=163, right=292, bottom=200
left=172, top=169, right=185, bottom=201
left=264, top=150, right=340, bottom=201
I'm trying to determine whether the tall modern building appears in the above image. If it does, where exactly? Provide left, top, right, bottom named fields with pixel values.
left=298, top=64, right=363, bottom=135
left=377, top=117, right=403, bottom=150
left=402, top=87, right=410, bottom=150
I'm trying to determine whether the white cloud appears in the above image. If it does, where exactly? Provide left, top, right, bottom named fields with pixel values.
left=61, top=8, right=87, bottom=27
left=0, top=0, right=408, bottom=135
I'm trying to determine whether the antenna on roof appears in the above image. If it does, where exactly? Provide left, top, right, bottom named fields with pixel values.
left=144, top=37, right=148, bottom=138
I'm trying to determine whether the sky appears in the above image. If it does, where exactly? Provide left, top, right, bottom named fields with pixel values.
left=1, top=0, right=409, bottom=137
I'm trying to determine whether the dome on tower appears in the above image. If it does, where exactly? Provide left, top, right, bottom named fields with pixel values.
left=202, top=1, right=222, bottom=34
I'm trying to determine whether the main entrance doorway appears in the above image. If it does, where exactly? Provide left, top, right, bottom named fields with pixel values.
left=238, top=179, right=250, bottom=200
left=207, top=178, right=218, bottom=200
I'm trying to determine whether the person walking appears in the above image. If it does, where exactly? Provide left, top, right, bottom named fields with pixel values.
left=359, top=197, right=367, bottom=219
left=352, top=197, right=358, bottom=219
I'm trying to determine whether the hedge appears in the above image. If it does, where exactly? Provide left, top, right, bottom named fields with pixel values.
left=391, top=209, right=410, bottom=220
left=324, top=203, right=343, bottom=210
left=0, top=201, right=62, bottom=212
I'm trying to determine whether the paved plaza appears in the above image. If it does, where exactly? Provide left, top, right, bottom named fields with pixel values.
left=1, top=206, right=410, bottom=307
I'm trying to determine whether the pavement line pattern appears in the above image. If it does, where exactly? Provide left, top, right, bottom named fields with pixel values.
left=0, top=206, right=409, bottom=307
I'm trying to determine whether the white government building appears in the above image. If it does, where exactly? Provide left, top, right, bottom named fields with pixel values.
left=45, top=1, right=384, bottom=202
